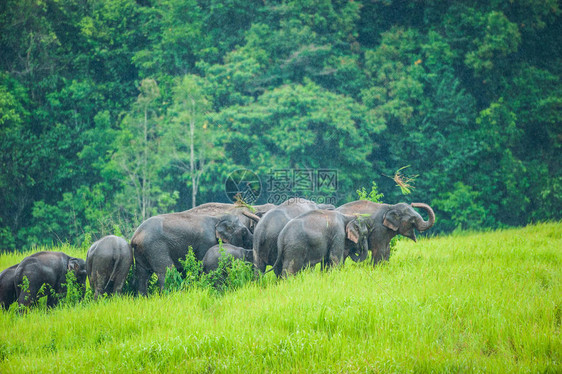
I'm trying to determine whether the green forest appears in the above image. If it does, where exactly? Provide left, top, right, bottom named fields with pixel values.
left=0, top=0, right=560, bottom=250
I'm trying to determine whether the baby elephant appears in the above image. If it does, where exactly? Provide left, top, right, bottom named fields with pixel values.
left=202, top=243, right=254, bottom=273
left=15, top=251, right=87, bottom=308
left=0, top=264, right=19, bottom=310
left=87, top=235, right=133, bottom=299
left=274, top=210, right=371, bottom=277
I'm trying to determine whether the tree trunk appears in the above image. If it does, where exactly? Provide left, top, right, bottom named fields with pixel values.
left=190, top=98, right=197, bottom=208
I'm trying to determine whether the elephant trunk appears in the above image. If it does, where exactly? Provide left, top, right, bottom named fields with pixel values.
left=411, top=203, right=435, bottom=232
left=349, top=237, right=369, bottom=263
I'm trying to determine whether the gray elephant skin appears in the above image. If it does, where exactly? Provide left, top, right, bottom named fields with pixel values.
left=274, top=210, right=371, bottom=276
left=253, top=198, right=334, bottom=273
left=202, top=243, right=253, bottom=273
left=0, top=264, right=18, bottom=310
left=86, top=235, right=133, bottom=299
left=14, top=251, right=87, bottom=308
left=187, top=202, right=274, bottom=233
left=131, top=212, right=254, bottom=295
left=337, top=201, right=435, bottom=264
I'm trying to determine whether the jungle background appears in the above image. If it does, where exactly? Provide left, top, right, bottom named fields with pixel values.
left=0, top=0, right=560, bottom=250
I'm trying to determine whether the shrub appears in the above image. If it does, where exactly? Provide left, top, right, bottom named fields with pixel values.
left=161, top=244, right=254, bottom=296
left=201, top=241, right=254, bottom=294
left=178, top=246, right=204, bottom=289
left=121, top=264, right=137, bottom=296
left=356, top=181, right=384, bottom=203
left=61, top=270, right=85, bottom=307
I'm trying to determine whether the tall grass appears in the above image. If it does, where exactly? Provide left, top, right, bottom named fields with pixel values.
left=0, top=223, right=560, bottom=372
left=0, top=243, right=87, bottom=270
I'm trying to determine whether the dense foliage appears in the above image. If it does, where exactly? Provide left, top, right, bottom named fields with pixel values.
left=1, top=0, right=560, bottom=249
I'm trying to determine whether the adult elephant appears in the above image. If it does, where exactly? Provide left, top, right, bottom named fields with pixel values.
left=252, top=198, right=335, bottom=273
left=14, top=251, right=87, bottom=308
left=86, top=235, right=133, bottom=300
left=0, top=264, right=18, bottom=310
left=131, top=212, right=254, bottom=295
left=187, top=202, right=275, bottom=233
left=274, top=210, right=371, bottom=277
left=202, top=243, right=253, bottom=273
left=337, top=201, right=435, bottom=265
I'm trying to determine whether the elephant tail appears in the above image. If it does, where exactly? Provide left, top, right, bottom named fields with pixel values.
left=104, top=251, right=121, bottom=291
left=265, top=247, right=283, bottom=276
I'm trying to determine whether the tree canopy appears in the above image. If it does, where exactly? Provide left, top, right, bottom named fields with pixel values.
left=0, top=0, right=560, bottom=248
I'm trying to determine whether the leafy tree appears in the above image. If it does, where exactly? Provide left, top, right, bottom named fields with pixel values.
left=0, top=0, right=561, bottom=248
left=133, top=0, right=206, bottom=78
left=433, top=182, right=489, bottom=232
left=215, top=80, right=382, bottom=200
left=25, top=185, right=113, bottom=246
left=361, top=27, right=477, bottom=205
left=198, top=48, right=264, bottom=110
left=110, top=78, right=175, bottom=225
left=162, top=74, right=220, bottom=208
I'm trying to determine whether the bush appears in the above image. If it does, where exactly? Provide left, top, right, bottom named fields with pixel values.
left=178, top=246, right=204, bottom=289
left=356, top=181, right=384, bottom=203
left=61, top=270, right=86, bottom=307
left=121, top=264, right=137, bottom=296
left=162, top=244, right=254, bottom=296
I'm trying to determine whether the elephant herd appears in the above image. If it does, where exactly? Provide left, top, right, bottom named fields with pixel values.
left=0, top=198, right=435, bottom=310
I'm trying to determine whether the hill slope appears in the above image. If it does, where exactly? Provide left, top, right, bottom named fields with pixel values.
left=1, top=223, right=560, bottom=372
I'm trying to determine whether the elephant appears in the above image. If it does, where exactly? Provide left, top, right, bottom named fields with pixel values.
left=273, top=210, right=371, bottom=276
left=252, top=198, right=335, bottom=273
left=86, top=235, right=133, bottom=300
left=187, top=202, right=275, bottom=233
left=336, top=201, right=435, bottom=265
left=131, top=212, right=254, bottom=295
left=0, top=264, right=18, bottom=310
left=14, top=251, right=87, bottom=308
left=202, top=243, right=253, bottom=273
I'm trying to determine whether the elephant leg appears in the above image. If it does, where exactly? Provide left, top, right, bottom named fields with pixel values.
left=371, top=244, right=389, bottom=265
left=94, top=271, right=109, bottom=299
left=370, top=248, right=378, bottom=266
left=149, top=257, right=175, bottom=292
left=17, top=287, right=33, bottom=307
left=329, top=255, right=341, bottom=268
left=382, top=244, right=391, bottom=261
left=155, top=268, right=167, bottom=291
left=273, top=262, right=283, bottom=278
left=328, top=242, right=344, bottom=268
left=113, top=272, right=127, bottom=295
left=253, top=256, right=266, bottom=275
left=283, top=256, right=303, bottom=277
left=46, top=292, right=59, bottom=308
left=135, top=263, right=151, bottom=296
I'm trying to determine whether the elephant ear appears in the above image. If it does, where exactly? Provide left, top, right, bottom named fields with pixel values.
left=67, top=258, right=85, bottom=277
left=346, top=220, right=360, bottom=243
left=215, top=229, right=230, bottom=244
left=383, top=210, right=400, bottom=231
left=215, top=217, right=233, bottom=244
left=67, top=259, right=79, bottom=272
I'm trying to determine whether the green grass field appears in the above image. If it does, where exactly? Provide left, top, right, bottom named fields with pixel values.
left=1, top=223, right=560, bottom=373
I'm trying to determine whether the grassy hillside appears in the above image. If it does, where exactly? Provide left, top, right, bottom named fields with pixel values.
left=1, top=223, right=560, bottom=373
